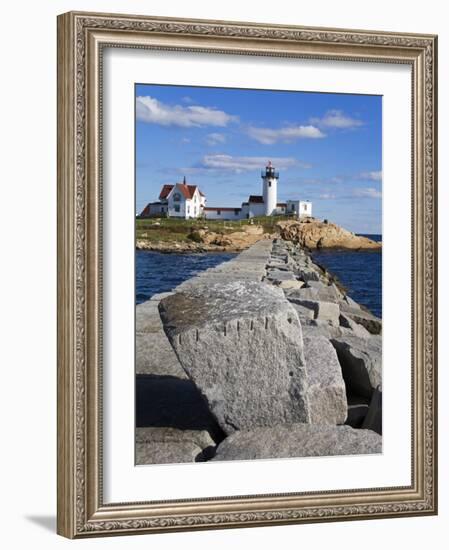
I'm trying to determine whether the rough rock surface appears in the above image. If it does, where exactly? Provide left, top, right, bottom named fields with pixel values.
left=276, top=219, right=381, bottom=250
left=277, top=280, right=305, bottom=290
left=287, top=283, right=342, bottom=304
left=304, top=336, right=347, bottom=424
left=136, top=427, right=215, bottom=464
left=136, top=298, right=187, bottom=378
left=136, top=292, right=224, bottom=465
left=339, top=313, right=371, bottom=339
left=137, top=224, right=267, bottom=253
left=341, top=307, right=382, bottom=335
left=290, top=298, right=340, bottom=325
left=136, top=237, right=382, bottom=465
left=212, top=424, right=382, bottom=461
left=159, top=280, right=311, bottom=434
left=331, top=335, right=382, bottom=398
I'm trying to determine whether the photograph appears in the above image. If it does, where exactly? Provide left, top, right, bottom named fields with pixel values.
left=134, top=84, right=383, bottom=465
left=55, top=9, right=437, bottom=538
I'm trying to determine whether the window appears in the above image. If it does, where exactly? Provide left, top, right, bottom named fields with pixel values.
left=187, top=205, right=190, bottom=214
left=217, top=210, right=221, bottom=215
left=173, top=193, right=181, bottom=202
left=161, top=207, right=164, bottom=213
left=304, top=203, right=308, bottom=211
left=234, top=209, right=239, bottom=216
left=174, top=205, right=180, bottom=213
left=291, top=204, right=295, bottom=211
left=268, top=181, right=271, bottom=187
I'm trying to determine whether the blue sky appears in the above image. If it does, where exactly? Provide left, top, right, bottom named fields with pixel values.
left=135, top=84, right=382, bottom=234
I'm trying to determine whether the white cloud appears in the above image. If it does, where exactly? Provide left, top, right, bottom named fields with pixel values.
left=319, top=193, right=336, bottom=200
left=300, top=176, right=344, bottom=186
left=136, top=96, right=239, bottom=127
left=205, top=133, right=227, bottom=146
left=353, top=187, right=382, bottom=199
left=199, top=154, right=302, bottom=173
left=247, top=125, right=325, bottom=144
left=181, top=137, right=191, bottom=144
left=330, top=177, right=344, bottom=184
left=359, top=170, right=382, bottom=181
left=310, top=109, right=363, bottom=129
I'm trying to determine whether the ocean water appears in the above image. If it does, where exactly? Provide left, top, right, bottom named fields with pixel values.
left=136, top=237, right=382, bottom=318
left=312, top=234, right=382, bottom=318
left=136, top=250, right=236, bottom=304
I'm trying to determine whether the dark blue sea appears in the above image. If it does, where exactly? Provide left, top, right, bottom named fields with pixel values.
left=136, top=236, right=382, bottom=318
left=312, top=234, right=382, bottom=318
left=136, top=251, right=236, bottom=304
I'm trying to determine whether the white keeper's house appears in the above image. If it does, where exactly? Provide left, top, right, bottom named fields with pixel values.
left=139, top=162, right=312, bottom=220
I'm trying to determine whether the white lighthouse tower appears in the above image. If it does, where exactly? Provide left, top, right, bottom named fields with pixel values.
left=262, top=161, right=279, bottom=216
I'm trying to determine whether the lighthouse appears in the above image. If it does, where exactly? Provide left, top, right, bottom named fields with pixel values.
left=262, top=161, right=279, bottom=216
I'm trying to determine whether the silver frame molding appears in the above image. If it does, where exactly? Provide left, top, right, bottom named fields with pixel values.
left=57, top=11, right=438, bottom=538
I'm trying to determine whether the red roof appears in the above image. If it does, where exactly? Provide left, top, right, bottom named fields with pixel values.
left=159, top=184, right=174, bottom=200
left=139, top=203, right=152, bottom=217
left=159, top=183, right=203, bottom=200
left=248, top=195, right=264, bottom=204
left=185, top=184, right=199, bottom=199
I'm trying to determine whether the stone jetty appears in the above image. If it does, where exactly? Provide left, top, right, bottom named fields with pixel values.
left=136, top=238, right=382, bottom=464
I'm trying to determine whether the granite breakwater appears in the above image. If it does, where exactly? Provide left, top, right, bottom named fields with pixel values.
left=136, top=238, right=382, bottom=464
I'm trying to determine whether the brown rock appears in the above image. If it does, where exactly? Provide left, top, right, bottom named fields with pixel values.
left=276, top=219, right=381, bottom=250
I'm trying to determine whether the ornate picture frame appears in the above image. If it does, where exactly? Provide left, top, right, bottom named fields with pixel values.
left=57, top=11, right=437, bottom=538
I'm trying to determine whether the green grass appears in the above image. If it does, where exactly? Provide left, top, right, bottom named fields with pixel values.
left=136, top=215, right=292, bottom=242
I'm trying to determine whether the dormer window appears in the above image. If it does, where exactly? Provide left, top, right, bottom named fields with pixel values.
left=173, top=193, right=181, bottom=202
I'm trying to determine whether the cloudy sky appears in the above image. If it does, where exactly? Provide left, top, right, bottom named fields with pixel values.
left=135, top=84, right=382, bottom=234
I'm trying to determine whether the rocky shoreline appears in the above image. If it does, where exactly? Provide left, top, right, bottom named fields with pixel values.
left=136, top=218, right=381, bottom=253
left=136, top=238, right=382, bottom=464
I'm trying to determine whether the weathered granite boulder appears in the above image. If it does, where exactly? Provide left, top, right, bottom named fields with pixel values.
left=136, top=299, right=186, bottom=377
left=301, top=319, right=342, bottom=340
left=303, top=336, right=347, bottom=424
left=266, top=270, right=297, bottom=283
left=298, top=268, right=321, bottom=282
left=304, top=280, right=327, bottom=290
left=136, top=427, right=216, bottom=465
left=277, top=280, right=305, bottom=291
left=136, top=300, right=164, bottom=333
left=331, top=335, right=382, bottom=398
left=286, top=284, right=341, bottom=304
left=290, top=299, right=340, bottom=325
left=340, top=295, right=361, bottom=309
left=290, top=303, right=315, bottom=322
left=339, top=304, right=382, bottom=335
left=212, top=424, right=382, bottom=461
left=136, top=332, right=187, bottom=378
left=339, top=313, right=371, bottom=339
left=159, top=281, right=311, bottom=434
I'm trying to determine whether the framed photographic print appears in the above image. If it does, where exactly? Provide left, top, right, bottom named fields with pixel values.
left=57, top=11, right=438, bottom=538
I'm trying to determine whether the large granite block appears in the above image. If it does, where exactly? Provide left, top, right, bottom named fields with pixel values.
left=331, top=335, right=382, bottom=398
left=159, top=281, right=311, bottom=434
left=304, top=335, right=347, bottom=424
left=212, top=424, right=382, bottom=461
